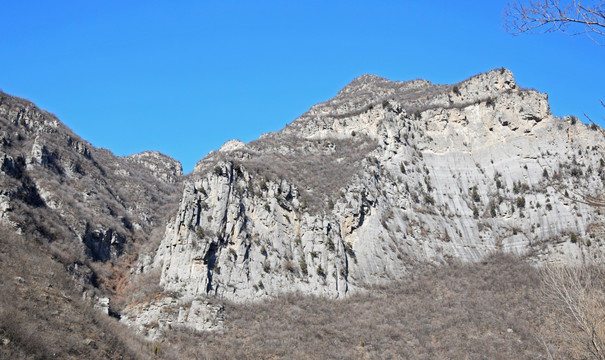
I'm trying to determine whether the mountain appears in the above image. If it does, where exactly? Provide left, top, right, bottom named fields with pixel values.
left=2, top=68, right=604, bottom=357
left=0, top=90, right=183, bottom=358
left=123, top=68, right=605, bottom=336
left=0, top=91, right=183, bottom=261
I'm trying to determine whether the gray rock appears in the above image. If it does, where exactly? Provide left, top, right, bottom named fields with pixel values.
left=139, top=68, right=605, bottom=309
left=121, top=295, right=224, bottom=339
left=94, top=297, right=110, bottom=315
left=0, top=90, right=183, bottom=265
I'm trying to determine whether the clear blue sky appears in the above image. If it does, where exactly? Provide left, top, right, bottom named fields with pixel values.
left=1, top=1, right=603, bottom=173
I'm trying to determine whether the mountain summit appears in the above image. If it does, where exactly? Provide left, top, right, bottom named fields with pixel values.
left=122, top=69, right=605, bottom=336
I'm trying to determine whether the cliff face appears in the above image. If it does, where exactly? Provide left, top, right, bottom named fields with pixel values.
left=142, top=69, right=605, bottom=310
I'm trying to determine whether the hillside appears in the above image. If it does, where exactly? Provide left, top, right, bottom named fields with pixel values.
left=161, top=254, right=555, bottom=359
left=0, top=90, right=183, bottom=358
left=1, top=68, right=604, bottom=358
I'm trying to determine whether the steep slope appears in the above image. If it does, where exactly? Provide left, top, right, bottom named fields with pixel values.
left=0, top=90, right=182, bottom=262
left=125, top=69, right=605, bottom=334
left=0, top=90, right=183, bottom=355
left=0, top=224, right=154, bottom=360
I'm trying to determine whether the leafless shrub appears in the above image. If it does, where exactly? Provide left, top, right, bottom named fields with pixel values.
left=198, top=135, right=378, bottom=212
left=541, top=264, right=605, bottom=359
left=162, top=254, right=550, bottom=359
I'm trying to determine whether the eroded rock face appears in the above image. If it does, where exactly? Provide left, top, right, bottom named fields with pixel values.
left=143, top=69, right=605, bottom=308
left=83, top=228, right=126, bottom=262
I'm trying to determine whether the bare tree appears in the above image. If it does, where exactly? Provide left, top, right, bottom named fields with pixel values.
left=504, top=0, right=605, bottom=44
left=541, top=264, right=605, bottom=359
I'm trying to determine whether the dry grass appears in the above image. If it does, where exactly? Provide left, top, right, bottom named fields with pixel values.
left=0, top=226, right=593, bottom=360
left=162, top=254, right=554, bottom=359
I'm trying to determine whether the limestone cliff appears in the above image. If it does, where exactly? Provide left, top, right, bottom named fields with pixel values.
left=137, top=68, right=605, bottom=318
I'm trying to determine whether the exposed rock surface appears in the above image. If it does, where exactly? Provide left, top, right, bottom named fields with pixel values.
left=122, top=296, right=224, bottom=339
left=2, top=69, right=605, bottom=344
left=143, top=69, right=605, bottom=315
left=217, top=139, right=245, bottom=153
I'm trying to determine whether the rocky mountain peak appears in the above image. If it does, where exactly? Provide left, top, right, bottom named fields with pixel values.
left=126, top=150, right=183, bottom=184
left=0, top=90, right=182, bottom=263
left=281, top=68, right=522, bottom=141
left=218, top=139, right=245, bottom=153
left=334, top=73, right=429, bottom=99
left=125, top=67, right=605, bottom=333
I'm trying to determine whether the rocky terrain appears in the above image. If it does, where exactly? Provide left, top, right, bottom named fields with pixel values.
left=1, top=68, right=604, bottom=358
left=0, top=90, right=183, bottom=357
left=122, top=68, right=605, bottom=337
left=0, top=91, right=183, bottom=262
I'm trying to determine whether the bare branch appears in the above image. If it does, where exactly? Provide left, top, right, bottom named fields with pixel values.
left=541, top=264, right=605, bottom=359
left=504, top=0, right=605, bottom=45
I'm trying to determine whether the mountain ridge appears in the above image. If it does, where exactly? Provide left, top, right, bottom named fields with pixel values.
left=0, top=89, right=186, bottom=358
left=2, top=68, right=604, bottom=349
left=120, top=68, right=605, bottom=339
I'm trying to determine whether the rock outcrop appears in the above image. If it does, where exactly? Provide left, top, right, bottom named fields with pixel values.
left=122, top=296, right=224, bottom=339
left=144, top=69, right=605, bottom=312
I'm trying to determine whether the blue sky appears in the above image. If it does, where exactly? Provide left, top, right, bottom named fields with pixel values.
left=1, top=1, right=603, bottom=173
